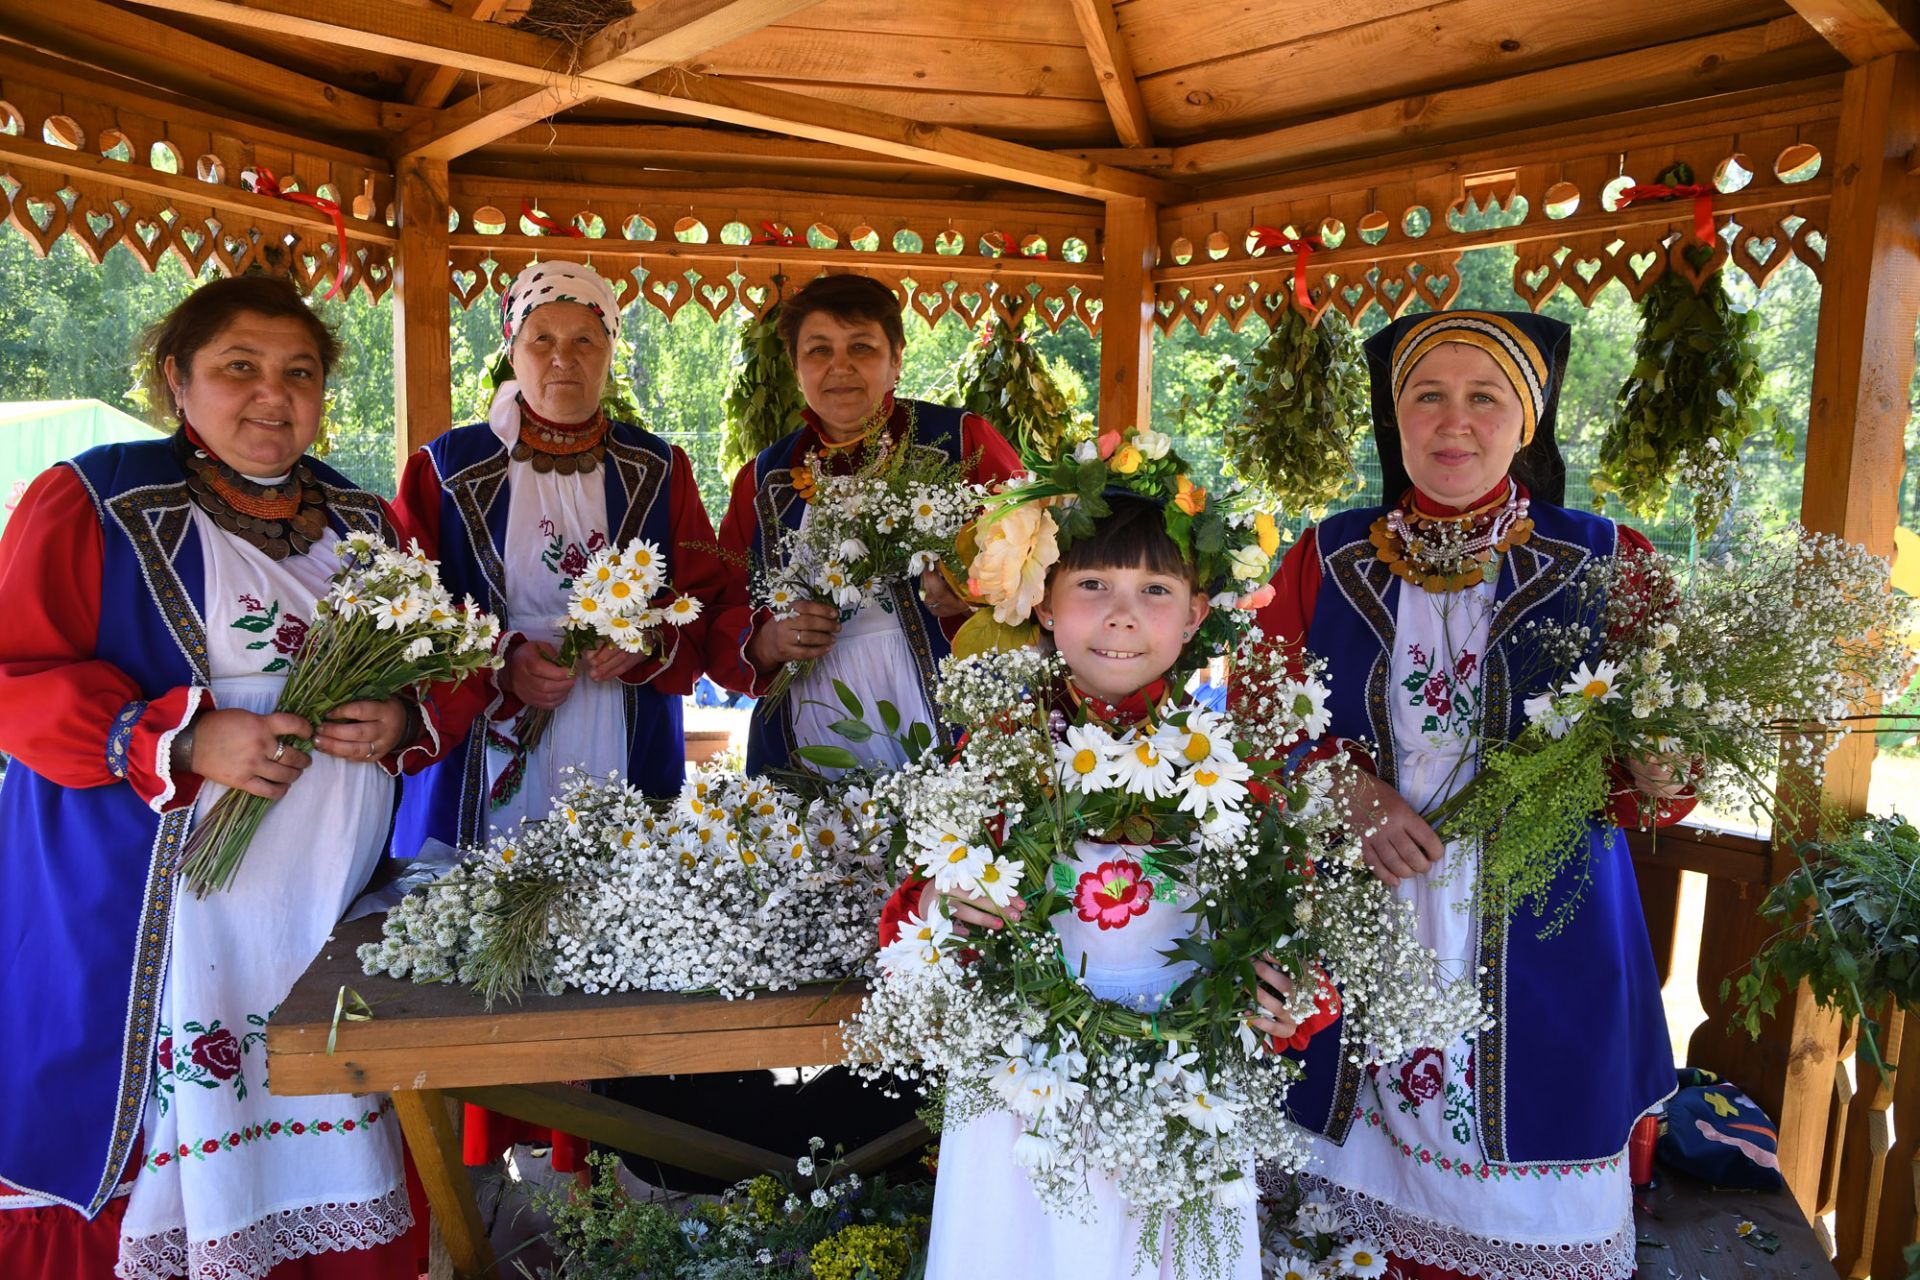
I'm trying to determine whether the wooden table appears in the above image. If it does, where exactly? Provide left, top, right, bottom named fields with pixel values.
left=1633, top=1170, right=1839, bottom=1277
left=269, top=913, right=914, bottom=1280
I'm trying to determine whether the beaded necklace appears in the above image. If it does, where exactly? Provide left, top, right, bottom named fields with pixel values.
left=1370, top=484, right=1533, bottom=593
left=511, top=397, right=608, bottom=475
left=176, top=427, right=329, bottom=561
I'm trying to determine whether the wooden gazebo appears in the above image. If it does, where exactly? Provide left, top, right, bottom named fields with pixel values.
left=1, top=0, right=1914, bottom=1270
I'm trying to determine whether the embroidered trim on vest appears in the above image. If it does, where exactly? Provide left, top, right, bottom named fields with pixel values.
left=100, top=483, right=211, bottom=684
left=108, top=700, right=148, bottom=779
left=607, top=435, right=671, bottom=548
left=1488, top=535, right=1590, bottom=652
left=886, top=578, right=954, bottom=753
left=445, top=452, right=511, bottom=614
left=320, top=486, right=394, bottom=542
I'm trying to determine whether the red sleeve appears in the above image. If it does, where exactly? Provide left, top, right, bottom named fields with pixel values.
left=708, top=459, right=778, bottom=697
left=618, top=446, right=734, bottom=696
left=877, top=876, right=930, bottom=948
left=1251, top=528, right=1321, bottom=654
left=0, top=466, right=208, bottom=811
left=1606, top=524, right=1699, bottom=828
left=390, top=447, right=444, bottom=560
left=961, top=413, right=1024, bottom=488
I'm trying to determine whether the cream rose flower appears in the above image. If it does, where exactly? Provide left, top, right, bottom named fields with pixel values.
left=969, top=502, right=1061, bottom=624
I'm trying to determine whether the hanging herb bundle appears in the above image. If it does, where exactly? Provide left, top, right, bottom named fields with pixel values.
left=1597, top=163, right=1784, bottom=535
left=952, top=314, right=1074, bottom=467
left=1187, top=305, right=1368, bottom=518
left=1727, top=813, right=1920, bottom=1085
left=722, top=299, right=809, bottom=474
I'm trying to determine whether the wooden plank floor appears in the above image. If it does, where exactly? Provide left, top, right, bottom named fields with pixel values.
left=1634, top=1171, right=1839, bottom=1278
left=269, top=912, right=865, bottom=1097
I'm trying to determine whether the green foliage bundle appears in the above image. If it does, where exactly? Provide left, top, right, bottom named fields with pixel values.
left=1728, top=814, right=1920, bottom=1083
left=1598, top=164, right=1784, bottom=534
left=951, top=316, right=1074, bottom=466
left=1192, top=306, right=1368, bottom=518
left=722, top=300, right=808, bottom=474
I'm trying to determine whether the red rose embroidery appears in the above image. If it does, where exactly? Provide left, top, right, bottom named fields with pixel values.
left=200, top=1139, right=219, bottom=1154
left=558, top=544, right=590, bottom=580
left=1465, top=1053, right=1476, bottom=1091
left=153, top=1153, right=170, bottom=1167
left=1454, top=651, right=1478, bottom=680
left=270, top=614, right=309, bottom=655
left=156, top=1037, right=173, bottom=1073
left=1400, top=1047, right=1444, bottom=1103
left=290, top=1123, right=305, bottom=1134
left=190, top=1028, right=242, bottom=1080
left=1423, top=674, right=1451, bottom=714
left=1074, top=860, right=1153, bottom=930
left=239, top=593, right=263, bottom=611
left=317, top=1121, right=333, bottom=1132
left=268, top=1122, right=282, bottom=1134
left=342, top=1120, right=355, bottom=1131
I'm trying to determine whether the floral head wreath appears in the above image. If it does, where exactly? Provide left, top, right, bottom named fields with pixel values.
left=963, top=424, right=1281, bottom=661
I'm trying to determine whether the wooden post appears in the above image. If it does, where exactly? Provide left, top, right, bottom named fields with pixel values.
left=391, top=1088, right=495, bottom=1280
left=1688, top=50, right=1919, bottom=1229
left=1097, top=196, right=1157, bottom=429
left=393, top=156, right=452, bottom=466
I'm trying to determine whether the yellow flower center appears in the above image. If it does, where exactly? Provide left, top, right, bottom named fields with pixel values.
left=1195, top=768, right=1220, bottom=787
left=818, top=828, right=837, bottom=846
left=1183, top=732, right=1211, bottom=762
left=946, top=845, right=972, bottom=864
left=608, top=580, right=631, bottom=599
left=1582, top=679, right=1609, bottom=698
left=501, top=846, right=516, bottom=864
left=741, top=849, right=757, bottom=864
left=1072, top=748, right=1099, bottom=774
left=1135, top=742, right=1159, bottom=766
left=980, top=862, right=1003, bottom=884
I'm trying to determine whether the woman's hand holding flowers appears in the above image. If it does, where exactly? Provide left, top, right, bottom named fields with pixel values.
left=1248, top=955, right=1298, bottom=1043
left=1342, top=768, right=1445, bottom=889
left=504, top=638, right=576, bottom=709
left=189, top=708, right=316, bottom=800
left=583, top=645, right=646, bottom=683
left=1626, top=751, right=1693, bottom=800
left=918, top=568, right=968, bottom=619
left=313, top=698, right=411, bottom=762
left=916, top=880, right=1025, bottom=935
left=748, top=600, right=842, bottom=672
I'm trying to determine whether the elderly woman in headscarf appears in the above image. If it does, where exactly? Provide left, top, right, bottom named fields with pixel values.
left=391, top=260, right=735, bottom=855
left=709, top=273, right=1022, bottom=773
left=1248, top=311, right=1694, bottom=1280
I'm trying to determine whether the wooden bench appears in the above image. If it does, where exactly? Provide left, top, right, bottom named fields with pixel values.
left=269, top=912, right=919, bottom=1280
left=1633, top=1169, right=1839, bottom=1277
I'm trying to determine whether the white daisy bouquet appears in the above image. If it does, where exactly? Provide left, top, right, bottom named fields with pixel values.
left=179, top=533, right=502, bottom=896
left=513, top=536, right=703, bottom=752
left=755, top=435, right=983, bottom=702
left=360, top=765, right=889, bottom=1007
left=841, top=646, right=1482, bottom=1276
left=1258, top=1191, right=1391, bottom=1279
left=1428, top=524, right=1918, bottom=931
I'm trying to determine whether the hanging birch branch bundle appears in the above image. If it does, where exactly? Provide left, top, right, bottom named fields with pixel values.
left=723, top=299, right=809, bottom=473
left=952, top=314, right=1075, bottom=467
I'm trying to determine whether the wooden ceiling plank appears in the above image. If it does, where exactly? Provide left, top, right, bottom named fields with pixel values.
left=451, top=170, right=1101, bottom=218
left=404, top=0, right=510, bottom=109
left=689, top=27, right=1102, bottom=99
left=772, top=0, right=1082, bottom=45
left=444, top=231, right=1103, bottom=280
left=451, top=157, right=1098, bottom=206
left=1784, top=0, right=1919, bottom=62
left=0, top=0, right=396, bottom=137
left=1065, top=0, right=1153, bottom=146
left=121, top=0, right=1179, bottom=200
left=407, top=0, right=829, bottom=160
left=1169, top=15, right=1840, bottom=179
left=1115, top=0, right=1442, bottom=75
left=727, top=82, right=1116, bottom=140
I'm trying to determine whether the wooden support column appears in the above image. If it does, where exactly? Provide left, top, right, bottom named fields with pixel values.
left=1688, top=51, right=1919, bottom=1230
left=1097, top=197, right=1156, bottom=429
left=393, top=156, right=452, bottom=464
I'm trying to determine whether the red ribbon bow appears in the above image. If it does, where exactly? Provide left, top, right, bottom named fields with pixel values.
left=755, top=221, right=800, bottom=247
left=519, top=198, right=585, bottom=239
left=244, top=166, right=348, bottom=301
left=991, top=231, right=1047, bottom=260
left=1616, top=183, right=1716, bottom=245
left=1250, top=227, right=1322, bottom=308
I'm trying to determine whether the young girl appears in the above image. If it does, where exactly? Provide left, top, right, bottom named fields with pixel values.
left=876, top=494, right=1310, bottom=1280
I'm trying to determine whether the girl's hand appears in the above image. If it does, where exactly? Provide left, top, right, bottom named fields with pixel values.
left=313, top=698, right=411, bottom=762
left=747, top=601, right=841, bottom=672
left=915, top=880, right=1025, bottom=935
left=1626, top=752, right=1693, bottom=800
left=1247, top=955, right=1298, bottom=1042
left=919, top=569, right=969, bottom=620
left=585, top=644, right=647, bottom=682
left=188, top=708, right=316, bottom=800
left=1341, top=768, right=1444, bottom=889
left=504, top=639, right=575, bottom=709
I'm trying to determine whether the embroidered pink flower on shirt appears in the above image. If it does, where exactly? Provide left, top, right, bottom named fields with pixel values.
left=1400, top=1046, right=1444, bottom=1104
left=558, top=544, right=591, bottom=580
left=269, top=613, right=309, bottom=655
left=1074, top=860, right=1153, bottom=930
left=190, top=1028, right=242, bottom=1081
left=156, top=1037, right=173, bottom=1074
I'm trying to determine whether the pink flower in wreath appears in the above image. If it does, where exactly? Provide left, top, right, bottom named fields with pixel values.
left=1074, top=860, right=1153, bottom=930
left=190, top=1028, right=242, bottom=1080
left=270, top=613, right=309, bottom=655
left=1400, top=1047, right=1444, bottom=1103
left=156, top=1037, right=173, bottom=1074
left=558, top=543, right=590, bottom=580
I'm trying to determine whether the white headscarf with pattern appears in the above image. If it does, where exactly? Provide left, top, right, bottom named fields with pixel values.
left=500, top=259, right=621, bottom=343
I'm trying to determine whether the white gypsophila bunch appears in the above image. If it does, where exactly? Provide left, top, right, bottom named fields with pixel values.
left=934, top=647, right=1063, bottom=725
left=357, top=863, right=497, bottom=985
left=1224, top=627, right=1335, bottom=761
left=362, top=767, right=887, bottom=1005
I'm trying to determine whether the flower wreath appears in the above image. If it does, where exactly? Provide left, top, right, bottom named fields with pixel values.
left=841, top=645, right=1484, bottom=1275
left=961, top=424, right=1282, bottom=663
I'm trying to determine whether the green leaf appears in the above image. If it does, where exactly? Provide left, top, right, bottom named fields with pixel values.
left=833, top=678, right=863, bottom=719
left=828, top=717, right=874, bottom=744
left=877, top=699, right=902, bottom=734
left=795, top=744, right=861, bottom=770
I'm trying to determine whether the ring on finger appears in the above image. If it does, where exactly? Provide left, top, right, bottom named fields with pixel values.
left=269, top=742, right=287, bottom=763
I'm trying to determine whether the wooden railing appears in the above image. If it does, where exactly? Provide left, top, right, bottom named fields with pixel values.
left=1630, top=823, right=1916, bottom=1278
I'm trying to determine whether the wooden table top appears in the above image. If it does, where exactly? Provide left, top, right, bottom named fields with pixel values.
left=267, top=913, right=866, bottom=1097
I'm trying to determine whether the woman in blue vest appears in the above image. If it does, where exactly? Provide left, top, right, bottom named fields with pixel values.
left=0, top=276, right=452, bottom=1279
left=1252, top=312, right=1694, bottom=1279
left=390, top=260, right=734, bottom=859
left=710, top=273, right=1022, bottom=774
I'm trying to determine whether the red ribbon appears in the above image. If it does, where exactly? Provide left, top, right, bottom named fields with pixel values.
left=754, top=221, right=799, bottom=247
left=1616, top=183, right=1716, bottom=245
left=1250, top=227, right=1322, bottom=308
left=244, top=166, right=348, bottom=301
left=990, top=231, right=1047, bottom=260
left=519, top=198, right=585, bottom=239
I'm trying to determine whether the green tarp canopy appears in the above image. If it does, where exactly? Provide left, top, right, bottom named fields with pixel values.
left=0, top=400, right=161, bottom=534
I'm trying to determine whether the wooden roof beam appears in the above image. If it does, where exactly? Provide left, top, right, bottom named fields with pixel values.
left=120, top=0, right=1181, bottom=202
left=1785, top=0, right=1919, bottom=63
left=1169, top=15, right=1842, bottom=180
left=403, top=0, right=511, bottom=109
left=1065, top=0, right=1153, bottom=148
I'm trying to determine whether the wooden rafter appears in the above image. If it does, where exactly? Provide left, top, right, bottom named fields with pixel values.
left=119, top=0, right=1183, bottom=202
left=402, top=0, right=511, bottom=110
left=1785, top=0, right=1919, bottom=63
left=1065, top=0, right=1153, bottom=148
left=406, top=0, right=829, bottom=161
left=1168, top=15, right=1841, bottom=179
left=477, top=122, right=941, bottom=178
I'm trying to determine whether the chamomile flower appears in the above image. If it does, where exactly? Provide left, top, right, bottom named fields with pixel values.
left=1562, top=659, right=1621, bottom=702
left=1333, top=1240, right=1389, bottom=1279
left=1112, top=730, right=1179, bottom=799
left=1056, top=723, right=1120, bottom=792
